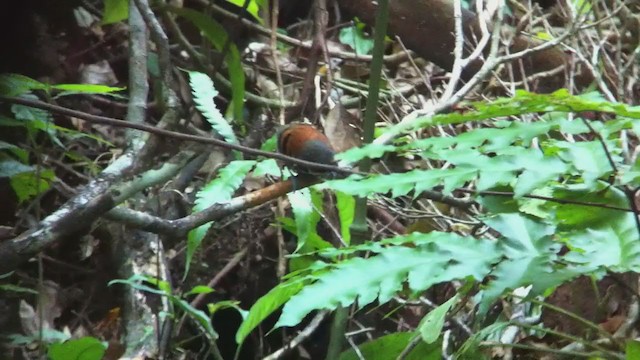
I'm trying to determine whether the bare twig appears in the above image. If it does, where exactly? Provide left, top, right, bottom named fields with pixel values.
left=196, top=0, right=410, bottom=64
left=262, top=311, right=328, bottom=360
left=0, top=96, right=360, bottom=176
left=175, top=248, right=248, bottom=336
left=269, top=0, right=286, bottom=125
left=375, top=0, right=594, bottom=145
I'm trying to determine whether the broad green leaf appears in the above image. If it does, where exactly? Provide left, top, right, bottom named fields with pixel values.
left=0, top=140, right=28, bottom=162
left=103, top=0, right=128, bottom=24
left=207, top=300, right=245, bottom=317
left=418, top=295, right=458, bottom=343
left=52, top=83, right=125, bottom=95
left=339, top=24, right=374, bottom=55
left=188, top=71, right=239, bottom=145
left=477, top=192, right=519, bottom=215
left=620, top=149, right=640, bottom=187
left=48, top=337, right=107, bottom=360
left=513, top=166, right=562, bottom=198
left=236, top=279, right=307, bottom=345
left=517, top=187, right=554, bottom=219
left=10, top=169, right=55, bottom=203
left=184, top=285, right=215, bottom=296
left=0, top=284, right=38, bottom=294
left=478, top=255, right=579, bottom=315
left=0, top=74, right=45, bottom=96
left=0, top=75, right=122, bottom=97
left=110, top=275, right=168, bottom=296
left=535, top=32, right=553, bottom=41
left=173, top=297, right=219, bottom=340
left=511, top=151, right=568, bottom=197
left=338, top=332, right=441, bottom=360
left=9, top=330, right=70, bottom=346
left=169, top=7, right=245, bottom=123
left=338, top=109, right=617, bottom=167
left=0, top=159, right=33, bottom=178
left=141, top=276, right=172, bottom=294
left=260, top=133, right=278, bottom=152
left=627, top=340, right=640, bottom=359
left=0, top=115, right=24, bottom=127
left=55, top=125, right=113, bottom=147
left=12, top=102, right=52, bottom=124
left=11, top=95, right=63, bottom=147
left=224, top=0, right=264, bottom=23
left=336, top=191, right=355, bottom=246
left=573, top=0, right=592, bottom=14
left=280, top=217, right=334, bottom=256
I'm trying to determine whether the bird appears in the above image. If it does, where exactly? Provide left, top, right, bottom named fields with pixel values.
left=276, top=123, right=336, bottom=176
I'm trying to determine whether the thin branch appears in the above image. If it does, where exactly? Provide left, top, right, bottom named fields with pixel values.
left=269, top=0, right=286, bottom=124
left=456, top=188, right=632, bottom=212
left=106, top=179, right=635, bottom=239
left=197, top=0, right=410, bottom=64
left=439, top=0, right=467, bottom=102
left=580, top=117, right=640, bottom=245
left=374, top=0, right=505, bottom=145
left=0, top=96, right=360, bottom=176
left=175, top=248, right=248, bottom=336
left=105, top=176, right=317, bottom=236
left=375, top=0, right=594, bottom=146
left=135, top=0, right=176, bottom=106
left=262, top=311, right=329, bottom=360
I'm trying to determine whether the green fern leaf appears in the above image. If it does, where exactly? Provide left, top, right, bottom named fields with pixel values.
left=319, top=168, right=477, bottom=198
left=550, top=183, right=628, bottom=230
left=562, top=186, right=640, bottom=272
left=170, top=8, right=246, bottom=123
left=186, top=160, right=256, bottom=276
left=338, top=332, right=441, bottom=360
left=188, top=71, right=238, bottom=145
left=477, top=213, right=577, bottom=314
left=276, top=232, right=500, bottom=328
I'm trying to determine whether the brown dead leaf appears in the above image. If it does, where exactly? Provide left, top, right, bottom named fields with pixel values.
left=599, top=315, right=625, bottom=334
left=95, top=307, right=122, bottom=340
left=19, top=281, right=63, bottom=339
left=103, top=340, right=127, bottom=360
left=340, top=61, right=370, bottom=80
left=324, top=103, right=361, bottom=153
left=243, top=175, right=266, bottom=192
left=19, top=300, right=39, bottom=337
left=79, top=60, right=118, bottom=86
